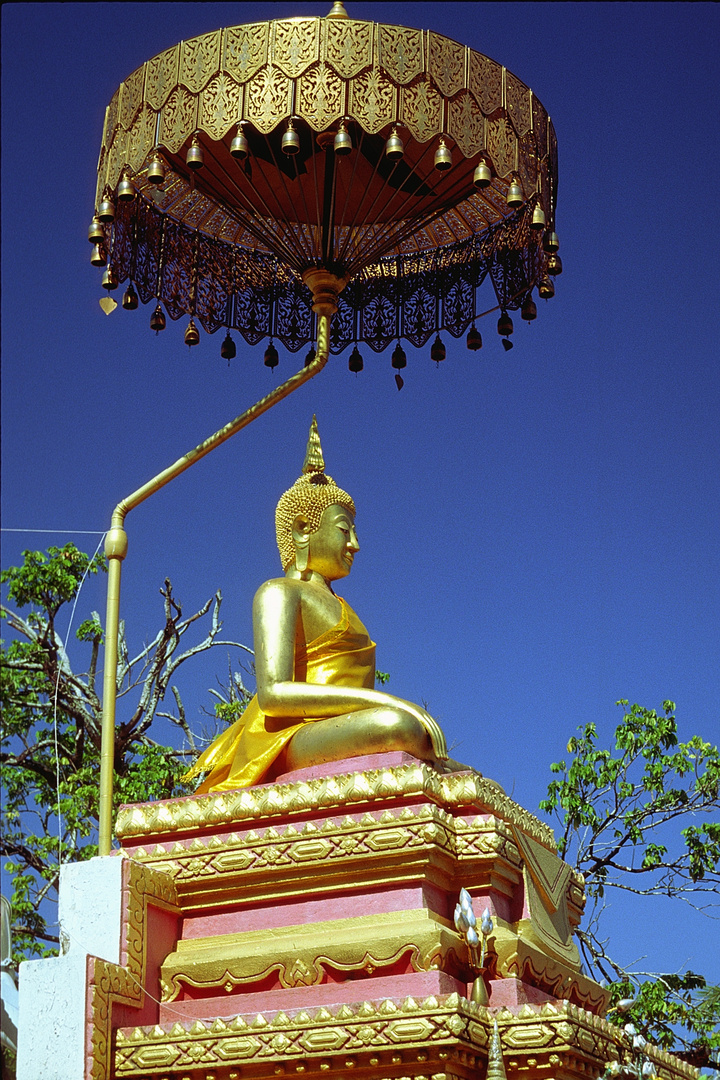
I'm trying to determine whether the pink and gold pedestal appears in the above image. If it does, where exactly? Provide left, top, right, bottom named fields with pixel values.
left=90, top=754, right=697, bottom=1080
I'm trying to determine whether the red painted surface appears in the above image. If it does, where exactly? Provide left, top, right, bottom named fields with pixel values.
left=488, top=976, right=557, bottom=1007
left=182, top=881, right=450, bottom=938
left=157, top=970, right=465, bottom=1024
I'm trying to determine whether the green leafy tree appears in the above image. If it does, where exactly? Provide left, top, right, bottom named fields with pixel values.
left=1, top=544, right=252, bottom=961
left=541, top=700, right=720, bottom=1065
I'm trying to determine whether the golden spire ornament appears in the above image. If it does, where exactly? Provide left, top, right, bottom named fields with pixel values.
left=302, top=415, right=326, bottom=475
left=487, top=1019, right=508, bottom=1080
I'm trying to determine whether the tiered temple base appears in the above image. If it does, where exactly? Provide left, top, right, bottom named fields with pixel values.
left=18, top=753, right=699, bottom=1080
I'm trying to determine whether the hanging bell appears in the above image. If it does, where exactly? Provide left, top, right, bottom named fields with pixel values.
left=147, top=153, right=166, bottom=185
left=391, top=342, right=407, bottom=369
left=230, top=125, right=249, bottom=160
left=186, top=134, right=204, bottom=170
left=466, top=326, right=483, bottom=351
left=150, top=303, right=166, bottom=332
left=530, top=203, right=546, bottom=230
left=282, top=119, right=300, bottom=156
left=434, top=136, right=452, bottom=172
left=547, top=253, right=563, bottom=276
left=430, top=334, right=446, bottom=364
left=543, top=230, right=559, bottom=253
left=117, top=171, right=135, bottom=201
left=497, top=311, right=514, bottom=338
left=122, top=282, right=139, bottom=310
left=220, top=332, right=236, bottom=361
left=97, top=193, right=115, bottom=223
left=184, top=318, right=200, bottom=347
left=88, top=216, right=105, bottom=244
left=385, top=126, right=404, bottom=161
left=334, top=119, right=352, bottom=157
left=538, top=275, right=555, bottom=299
left=473, top=159, right=492, bottom=189
left=304, top=346, right=316, bottom=367
left=348, top=345, right=363, bottom=373
left=90, top=243, right=107, bottom=267
left=521, top=296, right=537, bottom=322
left=264, top=340, right=279, bottom=368
left=506, top=175, right=523, bottom=208
left=101, top=266, right=118, bottom=291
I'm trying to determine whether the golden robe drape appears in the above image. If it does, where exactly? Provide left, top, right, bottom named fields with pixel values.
left=184, top=597, right=376, bottom=791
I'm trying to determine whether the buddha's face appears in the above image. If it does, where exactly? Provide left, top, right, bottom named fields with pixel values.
left=306, top=503, right=359, bottom=581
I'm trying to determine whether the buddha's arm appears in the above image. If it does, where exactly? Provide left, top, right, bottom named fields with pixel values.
left=253, top=581, right=443, bottom=741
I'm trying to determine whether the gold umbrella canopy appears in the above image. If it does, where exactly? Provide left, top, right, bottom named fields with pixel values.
left=93, top=5, right=560, bottom=354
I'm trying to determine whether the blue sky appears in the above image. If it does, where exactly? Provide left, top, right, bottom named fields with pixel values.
left=2, top=3, right=719, bottom=990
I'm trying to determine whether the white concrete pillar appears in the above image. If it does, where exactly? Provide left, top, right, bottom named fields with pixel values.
left=17, top=855, right=124, bottom=1080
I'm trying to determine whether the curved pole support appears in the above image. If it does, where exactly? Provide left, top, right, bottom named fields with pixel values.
left=98, top=311, right=333, bottom=855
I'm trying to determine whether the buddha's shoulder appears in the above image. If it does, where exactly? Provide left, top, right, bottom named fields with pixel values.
left=253, top=577, right=304, bottom=608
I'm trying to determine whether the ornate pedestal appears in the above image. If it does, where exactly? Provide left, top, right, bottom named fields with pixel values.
left=54, top=754, right=697, bottom=1080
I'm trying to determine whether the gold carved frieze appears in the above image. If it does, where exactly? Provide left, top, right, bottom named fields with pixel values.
left=116, top=762, right=556, bottom=852
left=116, top=996, right=697, bottom=1080
left=402, top=79, right=443, bottom=143
left=271, top=18, right=320, bottom=79
left=468, top=50, right=502, bottom=116
left=161, top=908, right=462, bottom=1001
left=428, top=31, right=466, bottom=98
left=126, top=103, right=155, bottom=175
left=486, top=116, right=517, bottom=179
left=517, top=130, right=539, bottom=201
left=159, top=85, right=198, bottom=154
left=498, top=941, right=610, bottom=1016
left=348, top=68, right=397, bottom=135
left=449, top=91, right=484, bottom=159
left=179, top=29, right=222, bottom=95
left=144, top=44, right=180, bottom=112
left=200, top=73, right=242, bottom=142
left=532, top=94, right=549, bottom=161
left=118, top=66, right=145, bottom=133
left=115, top=993, right=487, bottom=1077
left=298, top=62, right=345, bottom=131
left=379, top=24, right=424, bottom=85
left=244, top=65, right=293, bottom=133
left=325, top=18, right=373, bottom=79
left=224, top=22, right=269, bottom=84
left=505, top=71, right=531, bottom=137
left=103, top=90, right=120, bottom=159
left=104, top=129, right=128, bottom=194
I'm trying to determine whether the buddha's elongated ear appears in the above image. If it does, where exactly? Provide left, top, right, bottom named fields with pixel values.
left=292, top=514, right=311, bottom=574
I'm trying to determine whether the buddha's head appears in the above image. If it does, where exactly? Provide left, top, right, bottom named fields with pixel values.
left=275, top=417, right=356, bottom=574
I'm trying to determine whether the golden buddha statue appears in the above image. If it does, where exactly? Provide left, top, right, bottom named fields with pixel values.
left=185, top=417, right=450, bottom=792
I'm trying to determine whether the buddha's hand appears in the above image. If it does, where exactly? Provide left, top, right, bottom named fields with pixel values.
left=399, top=700, right=448, bottom=760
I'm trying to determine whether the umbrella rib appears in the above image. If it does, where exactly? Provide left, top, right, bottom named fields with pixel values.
left=197, top=141, right=301, bottom=269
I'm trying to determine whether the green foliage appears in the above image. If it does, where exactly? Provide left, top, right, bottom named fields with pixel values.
left=1, top=545, right=251, bottom=963
left=540, top=699, right=720, bottom=1060
left=540, top=700, right=719, bottom=900
left=606, top=975, right=720, bottom=1066
left=375, top=670, right=391, bottom=685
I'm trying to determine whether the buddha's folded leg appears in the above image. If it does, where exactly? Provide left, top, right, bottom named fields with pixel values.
left=284, top=706, right=435, bottom=771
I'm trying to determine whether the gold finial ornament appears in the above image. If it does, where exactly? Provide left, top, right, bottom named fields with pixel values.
left=275, top=418, right=356, bottom=570
left=327, top=1, right=349, bottom=17
left=487, top=1020, right=508, bottom=1080
left=302, top=415, right=326, bottom=475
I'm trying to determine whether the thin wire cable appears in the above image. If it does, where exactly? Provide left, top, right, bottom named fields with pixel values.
left=1, top=529, right=106, bottom=534
left=51, top=535, right=106, bottom=869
